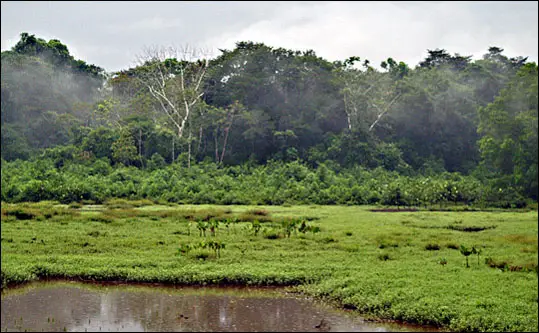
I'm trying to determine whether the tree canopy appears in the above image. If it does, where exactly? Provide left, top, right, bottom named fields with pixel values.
left=1, top=33, right=537, bottom=204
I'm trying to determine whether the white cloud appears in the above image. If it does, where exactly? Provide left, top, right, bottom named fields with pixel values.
left=1, top=35, right=18, bottom=51
left=106, top=17, right=183, bottom=33
left=2, top=1, right=537, bottom=71
left=207, top=1, right=538, bottom=68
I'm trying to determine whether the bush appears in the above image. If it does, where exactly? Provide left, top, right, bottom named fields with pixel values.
left=0, top=156, right=534, bottom=207
left=425, top=243, right=441, bottom=251
left=263, top=229, right=282, bottom=239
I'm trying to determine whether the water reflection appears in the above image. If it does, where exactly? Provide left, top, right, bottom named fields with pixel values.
left=1, top=281, right=437, bottom=332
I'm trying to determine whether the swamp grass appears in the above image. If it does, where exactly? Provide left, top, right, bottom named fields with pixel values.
left=1, top=201, right=537, bottom=332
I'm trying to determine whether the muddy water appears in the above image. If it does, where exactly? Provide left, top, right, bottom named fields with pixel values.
left=1, top=281, right=437, bottom=332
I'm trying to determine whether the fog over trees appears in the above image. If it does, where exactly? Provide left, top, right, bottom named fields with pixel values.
left=1, top=33, right=537, bottom=206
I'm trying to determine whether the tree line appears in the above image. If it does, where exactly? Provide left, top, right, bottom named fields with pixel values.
left=1, top=33, right=537, bottom=204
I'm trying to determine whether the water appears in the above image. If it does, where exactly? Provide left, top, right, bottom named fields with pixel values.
left=1, top=281, right=438, bottom=332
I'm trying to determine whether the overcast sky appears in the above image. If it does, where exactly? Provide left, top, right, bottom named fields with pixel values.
left=1, top=1, right=537, bottom=72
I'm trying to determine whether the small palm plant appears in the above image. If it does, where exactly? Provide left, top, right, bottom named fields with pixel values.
left=187, top=221, right=193, bottom=236
left=207, top=240, right=226, bottom=258
left=231, top=217, right=239, bottom=234
left=209, top=219, right=219, bottom=237
left=251, top=220, right=261, bottom=236
left=472, top=246, right=482, bottom=266
left=178, top=243, right=192, bottom=256
left=197, top=221, right=208, bottom=237
left=222, top=218, right=231, bottom=234
left=439, top=257, right=448, bottom=267
left=282, top=219, right=298, bottom=238
left=310, top=226, right=321, bottom=235
left=298, top=220, right=308, bottom=234
left=460, top=245, right=473, bottom=268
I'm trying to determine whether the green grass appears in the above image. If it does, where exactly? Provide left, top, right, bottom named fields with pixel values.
left=1, top=202, right=537, bottom=332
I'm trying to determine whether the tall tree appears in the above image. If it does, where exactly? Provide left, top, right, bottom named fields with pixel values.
left=133, top=46, right=210, bottom=140
left=111, top=128, right=138, bottom=166
left=478, top=62, right=538, bottom=199
left=388, top=61, right=480, bottom=172
left=338, top=56, right=403, bottom=134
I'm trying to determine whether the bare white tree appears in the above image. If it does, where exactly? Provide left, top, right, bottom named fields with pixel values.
left=134, top=45, right=211, bottom=140
left=341, top=65, right=401, bottom=133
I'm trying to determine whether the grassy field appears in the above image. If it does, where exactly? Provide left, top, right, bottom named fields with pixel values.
left=1, top=200, right=537, bottom=332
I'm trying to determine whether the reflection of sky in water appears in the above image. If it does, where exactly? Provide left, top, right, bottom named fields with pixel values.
left=1, top=282, right=437, bottom=332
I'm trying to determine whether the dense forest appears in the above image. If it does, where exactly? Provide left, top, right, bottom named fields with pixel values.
left=1, top=33, right=537, bottom=207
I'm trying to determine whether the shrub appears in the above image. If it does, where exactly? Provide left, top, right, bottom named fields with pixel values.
left=188, top=248, right=213, bottom=261
left=263, top=229, right=282, bottom=240
left=320, top=236, right=337, bottom=244
left=248, top=209, right=269, bottom=216
left=425, top=243, right=441, bottom=251
left=4, top=208, right=35, bottom=220
left=69, top=202, right=83, bottom=209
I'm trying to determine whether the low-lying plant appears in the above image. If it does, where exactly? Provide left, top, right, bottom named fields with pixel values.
left=248, top=220, right=261, bottom=236
left=178, top=240, right=226, bottom=259
left=319, top=236, right=337, bottom=244
left=247, top=209, right=269, bottom=216
left=104, top=198, right=154, bottom=209
left=68, top=202, right=83, bottom=209
left=238, top=213, right=273, bottom=223
left=197, top=221, right=208, bottom=237
left=378, top=242, right=398, bottom=249
left=439, top=257, right=448, bottom=267
left=425, top=243, right=440, bottom=251
left=446, top=243, right=459, bottom=250
left=459, top=245, right=473, bottom=268
left=448, top=224, right=497, bottom=232
left=263, top=229, right=282, bottom=240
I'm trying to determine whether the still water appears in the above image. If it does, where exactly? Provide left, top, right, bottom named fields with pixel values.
left=1, top=281, right=438, bottom=332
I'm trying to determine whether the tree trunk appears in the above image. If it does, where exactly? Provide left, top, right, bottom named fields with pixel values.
left=220, top=127, right=230, bottom=164
left=219, top=113, right=235, bottom=164
left=188, top=129, right=192, bottom=169
left=344, top=91, right=352, bottom=130
left=172, top=135, right=175, bottom=163
left=139, top=128, right=143, bottom=168
left=197, top=126, right=203, bottom=153
left=214, top=128, right=220, bottom=164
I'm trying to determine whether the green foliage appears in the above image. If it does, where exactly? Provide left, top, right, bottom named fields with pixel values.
left=111, top=129, right=138, bottom=166
left=1, top=124, right=33, bottom=161
left=1, top=33, right=105, bottom=155
left=425, top=243, right=441, bottom=251
left=147, top=153, right=166, bottom=170
left=197, top=221, right=208, bottom=237
left=1, top=33, right=537, bottom=206
left=472, top=246, right=483, bottom=266
left=477, top=63, right=538, bottom=200
left=82, top=127, right=118, bottom=160
left=263, top=229, right=282, bottom=240
left=2, top=157, right=534, bottom=208
left=459, top=245, right=473, bottom=268
left=438, top=257, right=448, bottom=267
left=250, top=220, right=261, bottom=236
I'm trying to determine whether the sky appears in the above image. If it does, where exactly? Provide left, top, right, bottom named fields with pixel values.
left=1, top=1, right=538, bottom=72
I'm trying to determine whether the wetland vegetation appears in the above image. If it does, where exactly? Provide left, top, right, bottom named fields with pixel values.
left=1, top=201, right=537, bottom=332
